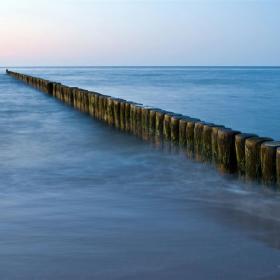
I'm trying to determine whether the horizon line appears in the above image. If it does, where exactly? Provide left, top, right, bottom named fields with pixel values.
left=2, top=65, right=280, bottom=68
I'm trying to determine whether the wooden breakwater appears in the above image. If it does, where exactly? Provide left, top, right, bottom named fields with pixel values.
left=6, top=69, right=280, bottom=186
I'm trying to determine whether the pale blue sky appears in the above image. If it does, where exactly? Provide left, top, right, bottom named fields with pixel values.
left=1, top=0, right=280, bottom=66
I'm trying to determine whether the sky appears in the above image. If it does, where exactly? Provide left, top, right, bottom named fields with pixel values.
left=1, top=0, right=280, bottom=66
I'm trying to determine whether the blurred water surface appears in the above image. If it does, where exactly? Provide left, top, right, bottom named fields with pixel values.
left=1, top=68, right=280, bottom=279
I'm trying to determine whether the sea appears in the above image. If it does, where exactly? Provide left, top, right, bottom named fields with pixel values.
left=0, top=67, right=280, bottom=279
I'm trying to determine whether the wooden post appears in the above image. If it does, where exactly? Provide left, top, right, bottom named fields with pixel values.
left=202, top=123, right=221, bottom=162
left=148, top=108, right=159, bottom=141
left=88, top=92, right=95, bottom=117
left=83, top=90, right=89, bottom=113
left=170, top=114, right=182, bottom=144
left=119, top=100, right=127, bottom=131
left=107, top=97, right=115, bottom=126
left=113, top=98, right=121, bottom=129
left=235, top=133, right=257, bottom=176
left=194, top=121, right=208, bottom=161
left=47, top=82, right=54, bottom=96
left=186, top=119, right=199, bottom=158
left=163, top=112, right=175, bottom=141
left=245, top=137, right=272, bottom=181
left=125, top=102, right=131, bottom=132
left=260, top=141, right=280, bottom=185
left=135, top=105, right=143, bottom=137
left=141, top=106, right=154, bottom=140
left=103, top=95, right=111, bottom=122
left=129, top=103, right=137, bottom=134
left=178, top=116, right=191, bottom=147
left=217, top=128, right=240, bottom=173
left=155, top=110, right=165, bottom=140
left=211, top=126, right=225, bottom=166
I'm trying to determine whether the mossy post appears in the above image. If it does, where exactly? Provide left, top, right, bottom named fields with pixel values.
left=135, top=105, right=143, bottom=137
left=83, top=90, right=90, bottom=114
left=119, top=100, right=126, bottom=131
left=88, top=93, right=95, bottom=117
left=179, top=116, right=191, bottom=147
left=202, top=123, right=220, bottom=162
left=93, top=94, right=99, bottom=119
left=194, top=121, right=207, bottom=161
left=163, top=112, right=174, bottom=141
left=245, top=137, right=272, bottom=181
left=217, top=128, right=240, bottom=173
left=99, top=95, right=105, bottom=119
left=235, top=133, right=257, bottom=176
left=148, top=108, right=159, bottom=141
left=99, top=95, right=105, bottom=120
left=211, top=126, right=224, bottom=166
left=170, top=114, right=182, bottom=144
left=130, top=103, right=136, bottom=134
left=107, top=97, right=115, bottom=126
left=260, top=141, right=280, bottom=185
left=186, top=119, right=199, bottom=158
left=124, top=102, right=131, bottom=132
left=155, top=110, right=165, bottom=141
left=113, top=99, right=121, bottom=129
left=141, top=106, right=153, bottom=140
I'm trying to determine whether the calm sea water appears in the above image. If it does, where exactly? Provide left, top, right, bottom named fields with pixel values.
left=1, top=67, right=280, bottom=279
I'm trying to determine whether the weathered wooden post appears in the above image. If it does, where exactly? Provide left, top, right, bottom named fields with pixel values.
left=170, top=114, right=182, bottom=144
left=75, top=88, right=81, bottom=110
left=55, top=83, right=62, bottom=100
left=194, top=121, right=208, bottom=161
left=148, top=108, right=159, bottom=140
left=155, top=110, right=165, bottom=142
left=134, top=105, right=142, bottom=137
left=62, top=86, right=69, bottom=103
left=79, top=89, right=85, bottom=112
left=129, top=103, right=137, bottom=134
left=245, top=137, right=272, bottom=181
left=98, top=93, right=104, bottom=119
left=235, top=133, right=257, bottom=176
left=98, top=95, right=105, bottom=119
left=178, top=116, right=191, bottom=147
left=113, top=98, right=121, bottom=129
left=141, top=106, right=153, bottom=140
left=130, top=102, right=137, bottom=134
left=119, top=100, right=127, bottom=131
left=186, top=119, right=199, bottom=158
left=107, top=97, right=115, bottom=126
left=260, top=141, right=280, bottom=185
left=217, top=128, right=240, bottom=173
left=202, top=123, right=219, bottom=162
left=94, top=94, right=100, bottom=119
left=67, top=86, right=73, bottom=105
left=163, top=112, right=174, bottom=141
left=124, top=102, right=132, bottom=132
left=88, top=92, right=95, bottom=117
left=211, top=126, right=224, bottom=165
left=99, top=95, right=104, bottom=120
left=102, top=95, right=110, bottom=122
left=47, top=82, right=53, bottom=96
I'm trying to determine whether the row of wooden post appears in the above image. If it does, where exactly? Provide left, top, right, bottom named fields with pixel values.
left=6, top=69, right=280, bottom=186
